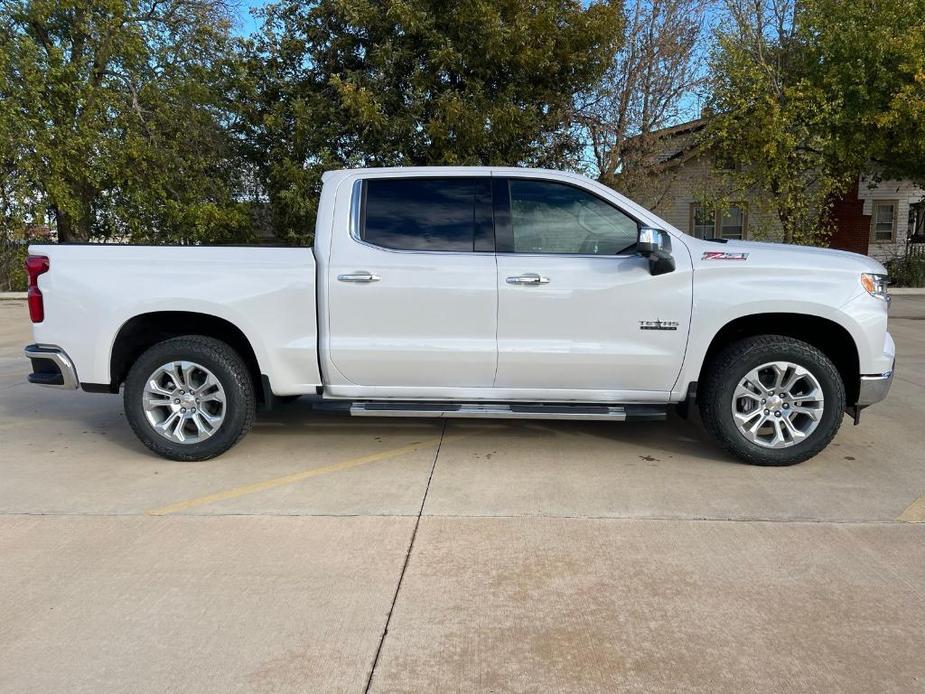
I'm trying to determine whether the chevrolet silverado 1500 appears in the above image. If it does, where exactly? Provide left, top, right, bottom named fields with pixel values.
left=23, top=167, right=895, bottom=465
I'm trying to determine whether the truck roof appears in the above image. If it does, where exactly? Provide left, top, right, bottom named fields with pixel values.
left=321, top=166, right=589, bottom=183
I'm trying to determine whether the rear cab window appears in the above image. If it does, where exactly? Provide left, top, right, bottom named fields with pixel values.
left=361, top=177, right=493, bottom=252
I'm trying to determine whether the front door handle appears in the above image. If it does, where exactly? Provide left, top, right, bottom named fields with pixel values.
left=338, top=271, right=380, bottom=283
left=506, top=273, right=550, bottom=285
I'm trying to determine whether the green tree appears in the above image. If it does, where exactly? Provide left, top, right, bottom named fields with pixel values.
left=706, top=0, right=925, bottom=246
left=241, top=0, right=624, bottom=243
left=706, top=0, right=848, bottom=245
left=798, top=0, right=925, bottom=184
left=0, top=0, right=250, bottom=243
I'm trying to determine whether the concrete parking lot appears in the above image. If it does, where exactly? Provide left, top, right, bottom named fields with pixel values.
left=1, top=296, right=923, bottom=693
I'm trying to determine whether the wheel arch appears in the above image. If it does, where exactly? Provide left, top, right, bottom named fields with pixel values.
left=698, top=313, right=861, bottom=406
left=107, top=311, right=266, bottom=402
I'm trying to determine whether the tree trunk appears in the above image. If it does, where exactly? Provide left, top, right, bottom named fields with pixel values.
left=771, top=178, right=795, bottom=244
left=53, top=203, right=92, bottom=243
left=779, top=211, right=795, bottom=245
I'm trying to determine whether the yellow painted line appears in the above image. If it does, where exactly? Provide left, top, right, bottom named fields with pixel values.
left=146, top=435, right=450, bottom=516
left=897, top=492, right=925, bottom=523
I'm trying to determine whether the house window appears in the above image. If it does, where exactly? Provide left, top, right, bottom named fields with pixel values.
left=690, top=203, right=747, bottom=240
left=715, top=154, right=739, bottom=172
left=872, top=201, right=897, bottom=242
left=691, top=204, right=715, bottom=239
left=720, top=207, right=745, bottom=240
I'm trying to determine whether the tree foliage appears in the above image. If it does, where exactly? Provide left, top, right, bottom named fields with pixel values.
left=706, top=0, right=848, bottom=245
left=706, top=0, right=925, bottom=245
left=0, top=0, right=250, bottom=243
left=798, top=0, right=925, bottom=184
left=240, top=0, right=624, bottom=243
left=3, top=0, right=923, bottom=251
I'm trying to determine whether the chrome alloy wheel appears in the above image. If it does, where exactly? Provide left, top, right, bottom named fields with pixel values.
left=731, top=361, right=825, bottom=449
left=142, top=361, right=226, bottom=444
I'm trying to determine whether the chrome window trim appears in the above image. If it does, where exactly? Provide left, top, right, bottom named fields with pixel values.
left=349, top=178, right=363, bottom=243
left=495, top=252, right=639, bottom=260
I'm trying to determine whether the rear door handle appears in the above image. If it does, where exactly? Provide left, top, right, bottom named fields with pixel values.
left=506, top=273, right=550, bottom=285
left=338, top=271, right=380, bottom=283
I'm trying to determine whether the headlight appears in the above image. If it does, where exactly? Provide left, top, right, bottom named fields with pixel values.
left=860, top=273, right=890, bottom=300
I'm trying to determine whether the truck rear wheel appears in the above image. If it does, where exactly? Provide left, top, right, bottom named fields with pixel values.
left=124, top=336, right=255, bottom=461
left=699, top=335, right=846, bottom=466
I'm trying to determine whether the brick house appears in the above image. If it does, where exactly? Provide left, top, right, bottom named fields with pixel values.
left=637, top=118, right=925, bottom=261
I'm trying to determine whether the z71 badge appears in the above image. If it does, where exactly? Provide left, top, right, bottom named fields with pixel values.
left=639, top=319, right=679, bottom=331
left=702, top=251, right=749, bottom=260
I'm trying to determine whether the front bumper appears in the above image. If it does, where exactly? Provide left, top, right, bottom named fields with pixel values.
left=856, top=361, right=894, bottom=407
left=24, top=344, right=79, bottom=389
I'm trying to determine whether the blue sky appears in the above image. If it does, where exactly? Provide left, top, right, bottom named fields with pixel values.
left=231, top=0, right=267, bottom=36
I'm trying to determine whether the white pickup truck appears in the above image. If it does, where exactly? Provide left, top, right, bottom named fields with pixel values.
left=23, top=167, right=894, bottom=465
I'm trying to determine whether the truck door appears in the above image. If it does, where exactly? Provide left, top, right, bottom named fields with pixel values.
left=493, top=176, right=692, bottom=396
left=327, top=175, right=497, bottom=388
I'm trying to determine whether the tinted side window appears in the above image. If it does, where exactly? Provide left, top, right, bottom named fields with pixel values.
left=363, top=178, right=484, bottom=252
left=508, top=180, right=638, bottom=255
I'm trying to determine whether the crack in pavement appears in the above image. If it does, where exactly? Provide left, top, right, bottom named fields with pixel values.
left=363, top=419, right=447, bottom=694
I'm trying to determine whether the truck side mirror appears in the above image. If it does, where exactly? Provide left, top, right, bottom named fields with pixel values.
left=637, top=227, right=675, bottom=276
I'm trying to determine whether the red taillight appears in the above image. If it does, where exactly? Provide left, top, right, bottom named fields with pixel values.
left=25, top=255, right=49, bottom=323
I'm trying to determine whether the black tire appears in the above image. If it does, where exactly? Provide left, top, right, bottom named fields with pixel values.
left=698, top=335, right=846, bottom=466
left=124, top=336, right=256, bottom=461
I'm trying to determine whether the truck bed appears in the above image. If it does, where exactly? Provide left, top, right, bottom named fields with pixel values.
left=28, top=244, right=321, bottom=394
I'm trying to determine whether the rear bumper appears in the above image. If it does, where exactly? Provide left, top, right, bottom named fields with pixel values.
left=856, top=361, right=894, bottom=407
left=24, top=344, right=79, bottom=389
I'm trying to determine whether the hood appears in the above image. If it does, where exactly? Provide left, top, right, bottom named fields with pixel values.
left=688, top=238, right=888, bottom=275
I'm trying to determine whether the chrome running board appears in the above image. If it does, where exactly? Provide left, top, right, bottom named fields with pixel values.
left=348, top=402, right=666, bottom=421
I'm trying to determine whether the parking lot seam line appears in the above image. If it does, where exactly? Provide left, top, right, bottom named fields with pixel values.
left=897, top=492, right=925, bottom=522
left=420, top=513, right=913, bottom=525
left=144, top=436, right=448, bottom=516
left=364, top=420, right=447, bottom=694
left=1, top=511, right=424, bottom=518
left=0, top=511, right=918, bottom=524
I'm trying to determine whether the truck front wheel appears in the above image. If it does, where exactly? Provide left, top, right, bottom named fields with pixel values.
left=699, top=335, right=846, bottom=466
left=124, top=336, right=256, bottom=461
